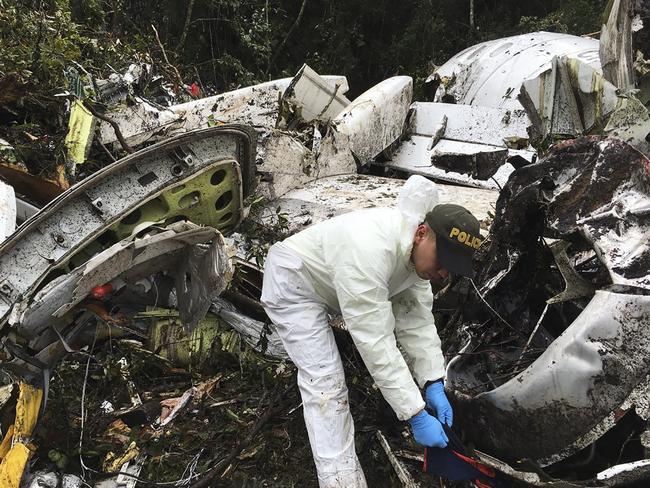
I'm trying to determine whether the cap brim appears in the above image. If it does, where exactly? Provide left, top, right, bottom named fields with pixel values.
left=436, top=235, right=475, bottom=278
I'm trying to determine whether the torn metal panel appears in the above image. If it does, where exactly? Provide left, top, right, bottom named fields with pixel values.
left=430, top=32, right=601, bottom=111
left=211, top=298, right=288, bottom=359
left=7, top=222, right=231, bottom=378
left=542, top=138, right=650, bottom=290
left=473, top=136, right=649, bottom=298
left=19, top=222, right=230, bottom=336
left=0, top=125, right=254, bottom=329
left=442, top=137, right=650, bottom=472
left=172, top=75, right=348, bottom=131
left=277, top=64, right=350, bottom=128
left=600, top=0, right=637, bottom=90
left=0, top=181, right=16, bottom=242
left=97, top=75, right=348, bottom=148
left=384, top=134, right=516, bottom=190
left=255, top=130, right=356, bottom=199
left=518, top=55, right=619, bottom=146
left=448, top=291, right=650, bottom=464
left=381, top=101, right=534, bottom=186
left=564, top=57, right=619, bottom=131
left=604, top=94, right=650, bottom=157
left=409, top=102, right=530, bottom=149
left=97, top=96, right=184, bottom=147
left=331, top=76, right=413, bottom=164
left=174, top=232, right=233, bottom=331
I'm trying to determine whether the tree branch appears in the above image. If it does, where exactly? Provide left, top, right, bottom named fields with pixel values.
left=83, top=102, right=134, bottom=154
left=177, top=0, right=197, bottom=53
left=152, top=24, right=184, bottom=90
left=266, top=0, right=308, bottom=74
left=189, top=385, right=287, bottom=488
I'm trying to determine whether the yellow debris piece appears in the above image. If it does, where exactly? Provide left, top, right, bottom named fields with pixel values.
left=0, top=383, right=43, bottom=488
left=0, top=425, right=14, bottom=460
left=65, top=99, right=96, bottom=165
left=0, top=442, right=31, bottom=488
left=15, top=383, right=43, bottom=437
left=103, top=441, right=140, bottom=473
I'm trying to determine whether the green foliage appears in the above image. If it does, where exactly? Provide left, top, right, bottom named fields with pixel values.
left=518, top=0, right=604, bottom=35
left=0, top=0, right=153, bottom=178
left=0, top=0, right=144, bottom=90
left=0, top=0, right=609, bottom=177
left=0, top=0, right=610, bottom=99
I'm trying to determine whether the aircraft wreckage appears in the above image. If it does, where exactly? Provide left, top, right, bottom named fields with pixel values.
left=0, top=1, right=648, bottom=486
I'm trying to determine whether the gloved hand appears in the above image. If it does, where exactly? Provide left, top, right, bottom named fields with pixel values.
left=425, top=380, right=453, bottom=427
left=409, top=410, right=449, bottom=448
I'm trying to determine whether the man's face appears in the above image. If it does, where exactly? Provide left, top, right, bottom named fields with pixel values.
left=411, top=224, right=450, bottom=282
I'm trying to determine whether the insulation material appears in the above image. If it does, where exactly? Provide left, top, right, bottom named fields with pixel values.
left=64, top=100, right=96, bottom=165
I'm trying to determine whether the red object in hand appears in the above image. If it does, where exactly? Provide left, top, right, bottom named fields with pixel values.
left=90, top=283, right=113, bottom=300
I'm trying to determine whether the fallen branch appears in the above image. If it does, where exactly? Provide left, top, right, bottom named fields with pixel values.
left=395, top=450, right=425, bottom=463
left=177, top=0, right=196, bottom=53
left=189, top=386, right=287, bottom=488
left=151, top=24, right=184, bottom=90
left=376, top=430, right=420, bottom=488
left=83, top=102, right=134, bottom=154
left=266, top=0, right=308, bottom=74
left=97, top=139, right=117, bottom=162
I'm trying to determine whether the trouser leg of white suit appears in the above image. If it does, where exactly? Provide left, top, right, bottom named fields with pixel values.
left=261, top=244, right=367, bottom=488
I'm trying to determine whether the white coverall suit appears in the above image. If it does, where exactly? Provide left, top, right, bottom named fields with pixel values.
left=261, top=176, right=446, bottom=487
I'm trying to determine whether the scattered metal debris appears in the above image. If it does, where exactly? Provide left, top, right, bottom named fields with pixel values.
left=278, top=64, right=351, bottom=128
left=443, top=137, right=650, bottom=480
left=0, top=4, right=648, bottom=486
left=428, top=32, right=601, bottom=111
left=332, top=76, right=413, bottom=165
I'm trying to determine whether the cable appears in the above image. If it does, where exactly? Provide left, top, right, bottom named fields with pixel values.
left=469, top=278, right=520, bottom=335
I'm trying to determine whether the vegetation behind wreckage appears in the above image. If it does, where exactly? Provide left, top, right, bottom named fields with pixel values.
left=0, top=0, right=607, bottom=182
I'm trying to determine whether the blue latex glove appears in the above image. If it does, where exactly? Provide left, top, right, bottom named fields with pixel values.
left=409, top=410, right=449, bottom=448
left=425, top=380, right=453, bottom=427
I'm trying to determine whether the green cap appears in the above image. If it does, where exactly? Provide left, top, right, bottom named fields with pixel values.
left=425, top=204, right=482, bottom=277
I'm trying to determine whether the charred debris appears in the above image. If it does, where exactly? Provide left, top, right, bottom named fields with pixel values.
left=0, top=1, right=649, bottom=486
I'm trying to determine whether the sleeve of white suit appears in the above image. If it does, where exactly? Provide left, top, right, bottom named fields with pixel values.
left=329, top=248, right=426, bottom=421
left=392, top=280, right=446, bottom=388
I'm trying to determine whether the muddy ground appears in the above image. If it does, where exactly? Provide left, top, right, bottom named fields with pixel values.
left=29, top=324, right=464, bottom=487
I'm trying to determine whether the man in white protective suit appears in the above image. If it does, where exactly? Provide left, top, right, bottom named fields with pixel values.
left=261, top=175, right=483, bottom=487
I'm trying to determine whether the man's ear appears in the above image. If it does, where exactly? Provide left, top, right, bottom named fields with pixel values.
left=414, top=224, right=428, bottom=243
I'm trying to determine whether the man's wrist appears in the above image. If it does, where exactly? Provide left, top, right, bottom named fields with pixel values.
left=409, top=408, right=426, bottom=423
left=423, top=378, right=444, bottom=390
